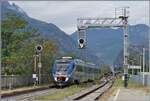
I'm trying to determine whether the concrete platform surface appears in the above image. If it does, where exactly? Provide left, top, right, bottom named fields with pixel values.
left=107, top=88, right=150, bottom=101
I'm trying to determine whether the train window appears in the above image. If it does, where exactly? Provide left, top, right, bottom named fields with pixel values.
left=56, top=62, right=69, bottom=71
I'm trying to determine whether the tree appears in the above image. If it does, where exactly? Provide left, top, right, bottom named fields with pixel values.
left=2, top=13, right=29, bottom=75
left=100, top=64, right=111, bottom=74
left=1, top=13, right=59, bottom=75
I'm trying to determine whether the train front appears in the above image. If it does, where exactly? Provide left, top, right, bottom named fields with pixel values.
left=52, top=57, right=74, bottom=86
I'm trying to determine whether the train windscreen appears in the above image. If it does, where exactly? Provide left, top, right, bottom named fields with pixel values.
left=56, top=62, right=69, bottom=72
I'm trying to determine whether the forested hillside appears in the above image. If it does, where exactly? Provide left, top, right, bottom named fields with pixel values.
left=2, top=13, right=59, bottom=75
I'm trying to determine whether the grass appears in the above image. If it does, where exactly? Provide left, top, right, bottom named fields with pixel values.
left=35, top=85, right=81, bottom=100
left=34, top=82, right=97, bottom=100
left=99, top=86, right=116, bottom=101
left=114, top=77, right=147, bottom=88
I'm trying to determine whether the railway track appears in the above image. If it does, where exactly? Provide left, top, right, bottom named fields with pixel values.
left=2, top=75, right=113, bottom=101
left=1, top=85, right=56, bottom=98
left=73, top=77, right=113, bottom=100
left=11, top=88, right=59, bottom=101
left=1, top=85, right=58, bottom=101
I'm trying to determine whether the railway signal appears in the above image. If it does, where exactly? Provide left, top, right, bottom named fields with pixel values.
left=35, top=45, right=43, bottom=53
left=34, top=45, right=43, bottom=85
left=78, top=38, right=85, bottom=49
left=77, top=29, right=86, bottom=49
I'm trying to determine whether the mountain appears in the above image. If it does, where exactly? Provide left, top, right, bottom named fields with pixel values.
left=2, top=1, right=76, bottom=54
left=1, top=1, right=103, bottom=65
left=71, top=24, right=149, bottom=65
left=114, top=45, right=149, bottom=68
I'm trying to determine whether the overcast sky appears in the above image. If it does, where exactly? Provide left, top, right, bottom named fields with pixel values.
left=9, top=1, right=149, bottom=35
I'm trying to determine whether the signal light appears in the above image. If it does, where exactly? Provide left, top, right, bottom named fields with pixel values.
left=78, top=38, right=85, bottom=49
left=35, top=45, right=43, bottom=53
left=79, top=39, right=84, bottom=44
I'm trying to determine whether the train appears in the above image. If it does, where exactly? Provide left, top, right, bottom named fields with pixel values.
left=51, top=57, right=101, bottom=86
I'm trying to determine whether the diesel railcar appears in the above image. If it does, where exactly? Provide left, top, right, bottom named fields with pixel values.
left=52, top=57, right=101, bottom=86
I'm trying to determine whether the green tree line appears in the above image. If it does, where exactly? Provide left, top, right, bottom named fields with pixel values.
left=1, top=13, right=59, bottom=75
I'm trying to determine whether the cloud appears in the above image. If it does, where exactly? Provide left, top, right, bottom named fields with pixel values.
left=9, top=1, right=149, bottom=35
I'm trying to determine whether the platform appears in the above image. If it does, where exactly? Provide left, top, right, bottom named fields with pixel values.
left=107, top=87, right=150, bottom=101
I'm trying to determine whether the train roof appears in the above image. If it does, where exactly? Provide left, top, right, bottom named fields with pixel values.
left=55, top=57, right=73, bottom=63
left=74, top=59, right=99, bottom=69
left=55, top=57, right=99, bottom=69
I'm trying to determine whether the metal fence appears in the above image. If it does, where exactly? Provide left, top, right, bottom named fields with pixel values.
left=131, top=72, right=150, bottom=86
left=1, top=74, right=51, bottom=89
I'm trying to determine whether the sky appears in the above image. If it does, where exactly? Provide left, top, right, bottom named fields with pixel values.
left=9, top=1, right=149, bottom=35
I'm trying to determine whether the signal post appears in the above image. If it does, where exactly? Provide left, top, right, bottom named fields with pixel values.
left=33, top=45, right=43, bottom=85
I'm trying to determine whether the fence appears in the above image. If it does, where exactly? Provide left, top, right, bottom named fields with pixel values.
left=131, top=72, right=150, bottom=86
left=1, top=74, right=51, bottom=89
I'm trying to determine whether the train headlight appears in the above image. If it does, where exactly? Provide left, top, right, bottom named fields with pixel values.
left=53, top=74, right=57, bottom=81
left=65, top=77, right=69, bottom=81
left=54, top=77, right=57, bottom=81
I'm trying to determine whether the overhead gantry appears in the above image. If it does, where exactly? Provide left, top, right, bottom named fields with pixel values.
left=77, top=7, right=129, bottom=87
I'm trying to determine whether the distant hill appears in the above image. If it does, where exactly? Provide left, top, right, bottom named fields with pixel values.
left=114, top=45, right=149, bottom=68
left=71, top=24, right=149, bottom=65
left=1, top=1, right=77, bottom=54
left=1, top=1, right=103, bottom=65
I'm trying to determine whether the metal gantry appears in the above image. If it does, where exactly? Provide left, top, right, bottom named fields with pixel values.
left=77, top=7, right=129, bottom=87
left=77, top=17, right=125, bottom=29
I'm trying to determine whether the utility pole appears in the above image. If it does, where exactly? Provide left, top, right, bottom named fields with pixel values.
left=142, top=48, right=145, bottom=85
left=122, top=7, right=129, bottom=88
left=33, top=54, right=38, bottom=86
left=38, top=53, right=42, bottom=84
left=132, top=60, right=134, bottom=75
left=34, top=55, right=37, bottom=73
left=140, top=55, right=142, bottom=73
